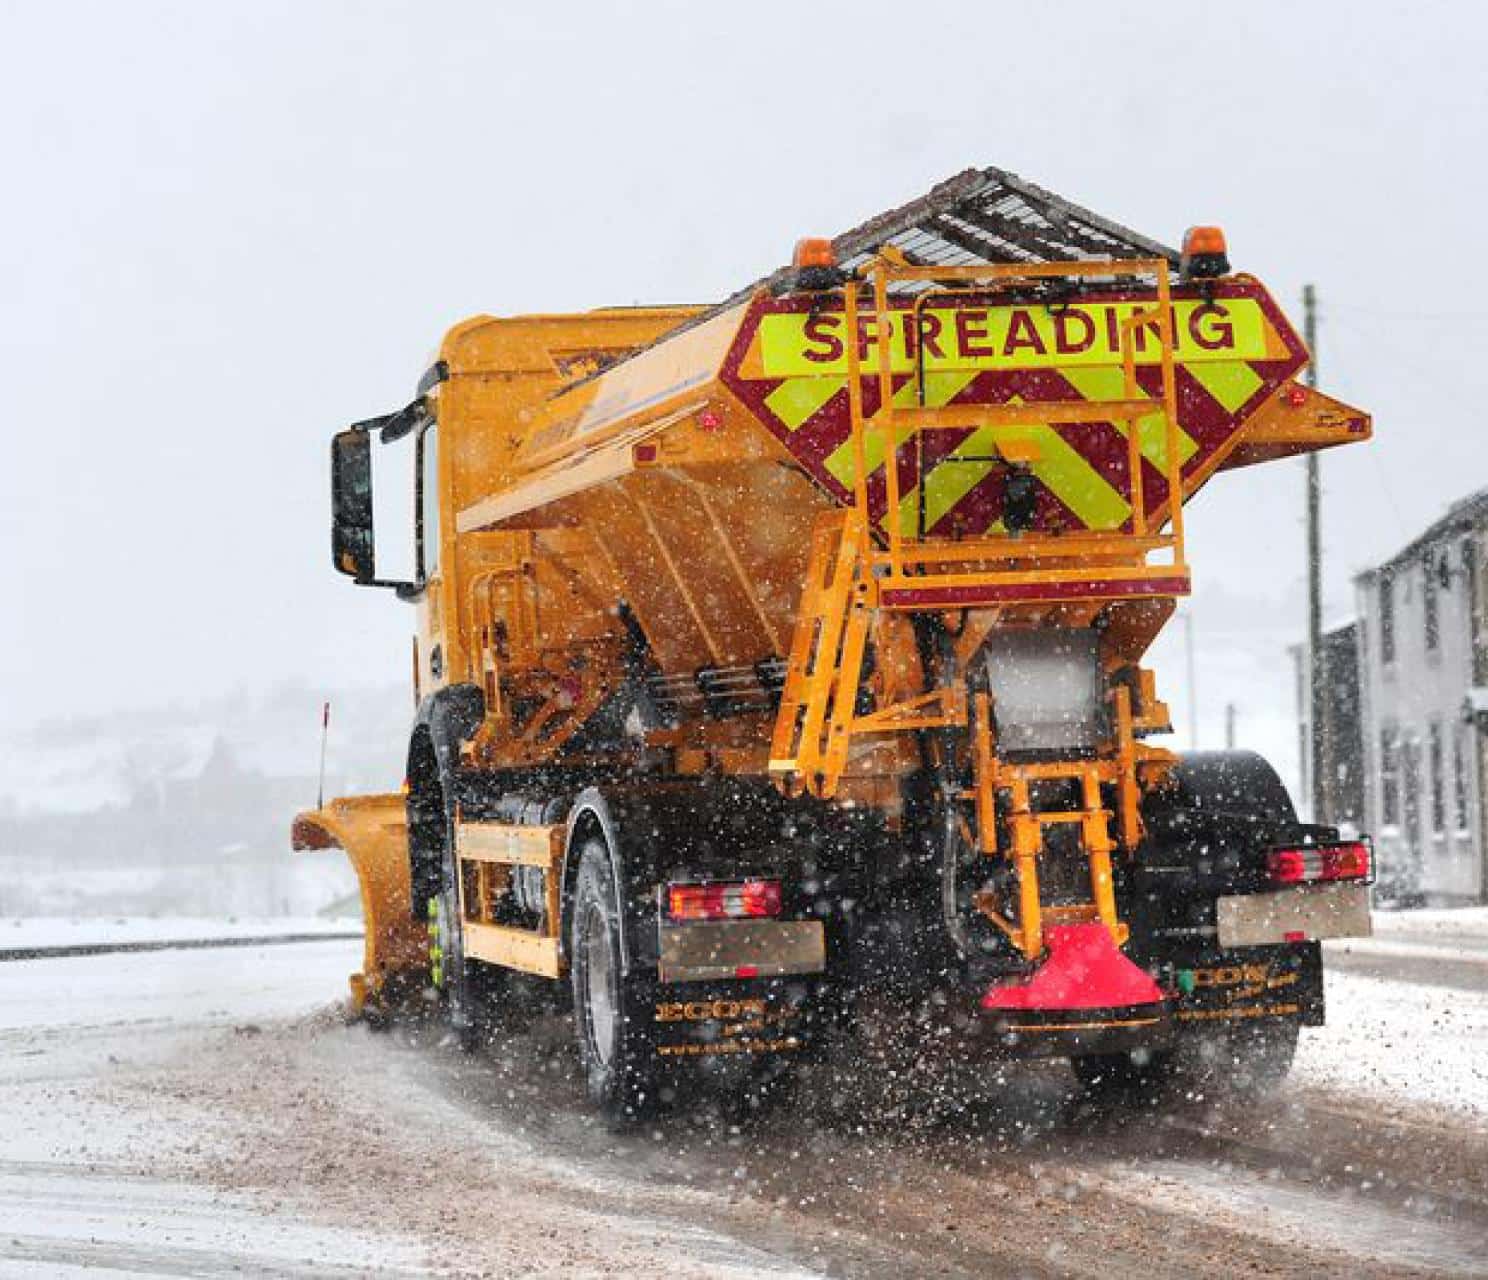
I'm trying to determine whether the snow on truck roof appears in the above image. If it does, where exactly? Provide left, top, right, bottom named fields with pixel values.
left=728, top=164, right=1179, bottom=307
left=586, top=165, right=1183, bottom=373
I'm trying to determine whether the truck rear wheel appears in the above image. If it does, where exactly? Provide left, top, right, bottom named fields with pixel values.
left=1113, top=751, right=1309, bottom=1100
left=1073, top=1020, right=1298, bottom=1103
left=570, top=840, right=658, bottom=1126
left=1190, top=1019, right=1299, bottom=1098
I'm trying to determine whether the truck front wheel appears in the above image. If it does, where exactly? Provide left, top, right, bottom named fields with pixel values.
left=427, top=860, right=487, bottom=1052
left=427, top=816, right=513, bottom=1052
left=570, top=840, right=658, bottom=1126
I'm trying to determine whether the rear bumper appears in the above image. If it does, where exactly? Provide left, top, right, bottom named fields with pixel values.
left=642, top=916, right=1334, bottom=1065
left=976, top=1000, right=1175, bottom=1059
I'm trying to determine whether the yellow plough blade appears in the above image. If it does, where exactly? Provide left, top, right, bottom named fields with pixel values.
left=291, top=794, right=426, bottom=1012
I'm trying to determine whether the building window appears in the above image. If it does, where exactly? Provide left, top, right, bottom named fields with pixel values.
left=1424, top=559, right=1440, bottom=653
left=1429, top=721, right=1445, bottom=834
left=1454, top=727, right=1470, bottom=833
left=1379, top=571, right=1395, bottom=664
left=1468, top=536, right=1487, bottom=683
left=1381, top=727, right=1400, bottom=826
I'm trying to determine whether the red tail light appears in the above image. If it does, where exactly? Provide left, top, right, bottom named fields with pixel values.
left=667, top=879, right=782, bottom=921
left=1267, top=840, right=1373, bottom=886
left=1267, top=848, right=1308, bottom=884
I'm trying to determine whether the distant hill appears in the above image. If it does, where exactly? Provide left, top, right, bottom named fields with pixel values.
left=0, top=683, right=410, bottom=918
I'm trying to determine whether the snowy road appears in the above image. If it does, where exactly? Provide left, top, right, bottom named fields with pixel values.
left=0, top=930, right=1485, bottom=1277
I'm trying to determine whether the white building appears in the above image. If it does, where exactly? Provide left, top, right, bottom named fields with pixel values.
left=1355, top=490, right=1488, bottom=903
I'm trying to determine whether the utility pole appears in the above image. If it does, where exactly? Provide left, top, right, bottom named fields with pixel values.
left=1183, top=611, right=1199, bottom=749
left=1304, top=283, right=1330, bottom=824
left=317, top=701, right=331, bottom=811
left=1225, top=702, right=1237, bottom=751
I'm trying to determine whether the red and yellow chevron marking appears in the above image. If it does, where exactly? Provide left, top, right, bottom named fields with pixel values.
left=718, top=281, right=1307, bottom=537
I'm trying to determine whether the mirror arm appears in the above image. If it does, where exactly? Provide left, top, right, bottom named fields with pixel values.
left=356, top=399, right=427, bottom=444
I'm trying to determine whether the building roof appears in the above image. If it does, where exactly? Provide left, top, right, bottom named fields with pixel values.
left=1287, top=615, right=1358, bottom=658
left=1357, top=487, right=1488, bottom=581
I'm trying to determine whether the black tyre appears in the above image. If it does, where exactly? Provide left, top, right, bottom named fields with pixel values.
left=1074, top=1020, right=1298, bottom=1104
left=427, top=836, right=498, bottom=1052
left=1070, top=1046, right=1178, bottom=1103
left=1125, top=751, right=1307, bottom=1100
left=569, top=840, right=657, bottom=1126
left=1188, top=1019, right=1299, bottom=1098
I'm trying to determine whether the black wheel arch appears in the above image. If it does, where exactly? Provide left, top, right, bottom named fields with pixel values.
left=560, top=777, right=881, bottom=981
left=406, top=683, right=486, bottom=920
left=1139, top=749, right=1320, bottom=890
left=1157, top=750, right=1299, bottom=825
left=1125, top=749, right=1331, bottom=947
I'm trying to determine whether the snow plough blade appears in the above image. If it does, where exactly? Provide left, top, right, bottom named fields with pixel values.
left=291, top=794, right=425, bottom=1012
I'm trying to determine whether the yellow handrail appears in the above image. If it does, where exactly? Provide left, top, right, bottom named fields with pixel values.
left=839, top=253, right=1189, bottom=593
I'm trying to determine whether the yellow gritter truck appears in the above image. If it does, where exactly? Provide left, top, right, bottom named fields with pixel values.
left=294, top=167, right=1375, bottom=1123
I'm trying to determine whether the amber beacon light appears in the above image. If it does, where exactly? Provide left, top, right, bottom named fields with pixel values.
left=792, top=237, right=836, bottom=269
left=1180, top=224, right=1230, bottom=280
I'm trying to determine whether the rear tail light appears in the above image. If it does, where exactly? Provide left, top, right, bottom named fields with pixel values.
left=666, top=879, right=782, bottom=921
left=1267, top=840, right=1373, bottom=886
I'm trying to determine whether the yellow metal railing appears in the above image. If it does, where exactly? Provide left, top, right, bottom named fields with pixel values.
left=772, top=255, right=1193, bottom=948
left=841, top=254, right=1191, bottom=605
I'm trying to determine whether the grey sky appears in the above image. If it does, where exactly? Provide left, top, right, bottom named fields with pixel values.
left=3, top=0, right=1485, bottom=739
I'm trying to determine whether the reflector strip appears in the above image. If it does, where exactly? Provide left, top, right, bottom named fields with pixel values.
left=880, top=572, right=1191, bottom=608
left=764, top=376, right=843, bottom=432
left=718, top=280, right=1309, bottom=539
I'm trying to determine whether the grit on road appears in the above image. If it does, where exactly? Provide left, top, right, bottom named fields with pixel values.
left=0, top=928, right=1484, bottom=1278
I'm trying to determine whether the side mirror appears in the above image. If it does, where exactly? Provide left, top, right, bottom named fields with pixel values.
left=331, top=429, right=377, bottom=582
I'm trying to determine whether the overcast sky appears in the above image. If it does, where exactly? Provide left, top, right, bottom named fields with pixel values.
left=3, top=0, right=1485, bottom=751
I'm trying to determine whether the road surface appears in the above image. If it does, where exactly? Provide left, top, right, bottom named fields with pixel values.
left=0, top=921, right=1484, bottom=1277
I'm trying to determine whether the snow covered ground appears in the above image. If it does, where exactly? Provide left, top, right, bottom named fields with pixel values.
left=0, top=939, right=815, bottom=1276
left=0, top=916, right=1483, bottom=1275
left=1295, top=968, right=1488, bottom=1127
left=1296, top=906, right=1488, bottom=1127
left=0, top=939, right=436, bottom=1276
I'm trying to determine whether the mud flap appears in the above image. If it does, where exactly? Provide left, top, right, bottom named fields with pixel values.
left=1167, top=942, right=1324, bottom=1029
left=648, top=978, right=821, bottom=1063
